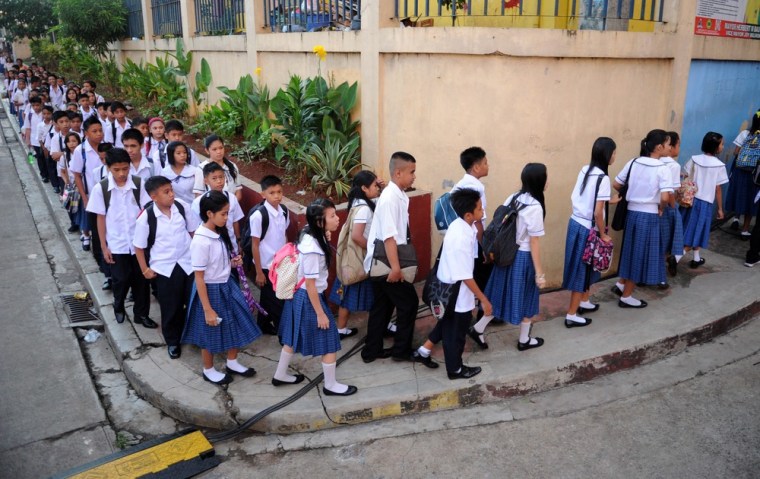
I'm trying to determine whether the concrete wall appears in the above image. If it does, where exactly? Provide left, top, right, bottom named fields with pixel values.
left=108, top=0, right=760, bottom=286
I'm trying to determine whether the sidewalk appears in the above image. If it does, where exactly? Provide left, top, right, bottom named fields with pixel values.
left=11, top=111, right=760, bottom=436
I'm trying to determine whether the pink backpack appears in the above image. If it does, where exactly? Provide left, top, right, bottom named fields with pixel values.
left=268, top=242, right=305, bottom=300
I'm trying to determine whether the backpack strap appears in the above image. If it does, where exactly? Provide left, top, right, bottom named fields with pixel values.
left=81, top=146, right=88, bottom=193
left=111, top=121, right=117, bottom=145
left=590, top=175, right=605, bottom=229
left=101, top=176, right=141, bottom=212
left=146, top=200, right=187, bottom=253
left=131, top=176, right=142, bottom=206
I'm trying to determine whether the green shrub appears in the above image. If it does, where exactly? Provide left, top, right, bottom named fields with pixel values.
left=300, top=135, right=362, bottom=200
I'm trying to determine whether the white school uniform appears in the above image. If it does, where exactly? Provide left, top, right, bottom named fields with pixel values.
left=79, top=106, right=96, bottom=122
left=25, top=110, right=43, bottom=146
left=615, top=157, right=674, bottom=214
left=152, top=144, right=200, bottom=168
left=190, top=191, right=244, bottom=254
left=190, top=225, right=230, bottom=284
left=49, top=85, right=65, bottom=109
left=193, top=160, right=242, bottom=197
left=733, top=130, right=750, bottom=149
left=452, top=173, right=487, bottom=223
left=363, top=181, right=410, bottom=273
left=43, top=125, right=57, bottom=152
left=48, top=131, right=67, bottom=160
left=133, top=199, right=200, bottom=277
left=129, top=156, right=161, bottom=182
left=659, top=157, right=682, bottom=190
left=350, top=199, right=373, bottom=240
left=11, top=87, right=28, bottom=110
left=684, top=154, right=729, bottom=204
left=36, top=120, right=52, bottom=150
left=58, top=152, right=76, bottom=184
left=505, top=192, right=545, bottom=252
left=104, top=119, right=132, bottom=147
left=298, top=234, right=328, bottom=292
left=249, top=201, right=290, bottom=269
left=437, top=217, right=477, bottom=313
left=86, top=173, right=151, bottom=254
left=69, top=141, right=105, bottom=194
left=570, top=166, right=611, bottom=230
left=98, top=116, right=110, bottom=132
left=161, top=164, right=198, bottom=204
left=143, top=137, right=166, bottom=163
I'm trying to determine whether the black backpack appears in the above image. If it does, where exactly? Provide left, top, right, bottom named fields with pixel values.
left=240, top=201, right=288, bottom=268
left=100, top=176, right=142, bottom=212
left=142, top=201, right=187, bottom=262
left=482, top=193, right=527, bottom=268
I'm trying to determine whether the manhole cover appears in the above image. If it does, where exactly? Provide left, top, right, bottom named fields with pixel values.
left=60, top=293, right=100, bottom=323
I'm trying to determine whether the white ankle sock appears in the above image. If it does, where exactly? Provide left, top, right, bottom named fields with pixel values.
left=620, top=295, right=642, bottom=306
left=565, top=314, right=587, bottom=324
left=338, top=328, right=350, bottom=335
left=473, top=315, right=494, bottom=334
left=693, top=250, right=701, bottom=261
left=226, top=358, right=248, bottom=373
left=519, top=322, right=532, bottom=343
left=417, top=345, right=431, bottom=358
left=322, top=362, right=348, bottom=394
left=579, top=300, right=596, bottom=309
left=615, top=282, right=625, bottom=292
left=203, top=367, right=225, bottom=382
left=274, top=350, right=296, bottom=383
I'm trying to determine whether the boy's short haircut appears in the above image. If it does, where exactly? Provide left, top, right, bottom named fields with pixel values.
left=106, top=148, right=131, bottom=167
left=16, top=78, right=26, bottom=85
left=145, top=175, right=171, bottom=194
left=96, top=101, right=110, bottom=110
left=78, top=94, right=89, bottom=101
left=83, top=80, right=96, bottom=89
left=68, top=112, right=83, bottom=122
left=29, top=96, right=42, bottom=105
left=131, top=116, right=148, bottom=127
left=110, top=101, right=127, bottom=113
left=97, top=142, right=114, bottom=153
left=52, top=111, right=69, bottom=122
left=121, top=128, right=144, bottom=145
left=66, top=102, right=78, bottom=109
left=389, top=151, right=416, bottom=173
left=164, top=119, right=185, bottom=133
left=83, top=116, right=101, bottom=131
left=48, top=73, right=57, bottom=80
left=450, top=188, right=481, bottom=218
left=42, top=105, right=54, bottom=114
left=30, top=76, right=40, bottom=83
left=460, top=147, right=486, bottom=171
left=260, top=175, right=282, bottom=191
left=203, top=162, right=224, bottom=177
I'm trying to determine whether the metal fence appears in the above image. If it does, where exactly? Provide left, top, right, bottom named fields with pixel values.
left=151, top=0, right=183, bottom=37
left=195, top=0, right=246, bottom=35
left=264, top=0, right=361, bottom=32
left=124, top=0, right=145, bottom=38
left=394, top=0, right=665, bottom=29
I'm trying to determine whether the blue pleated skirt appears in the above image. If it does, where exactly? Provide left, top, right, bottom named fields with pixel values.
left=619, top=210, right=664, bottom=285
left=683, top=198, right=713, bottom=249
left=659, top=205, right=684, bottom=256
left=725, top=168, right=759, bottom=216
left=182, top=277, right=262, bottom=354
left=562, top=218, right=600, bottom=293
left=328, top=278, right=374, bottom=312
left=484, top=250, right=539, bottom=325
left=279, top=289, right=341, bottom=357
left=76, top=204, right=89, bottom=230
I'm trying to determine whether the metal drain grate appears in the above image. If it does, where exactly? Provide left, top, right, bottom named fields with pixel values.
left=60, top=293, right=101, bottom=323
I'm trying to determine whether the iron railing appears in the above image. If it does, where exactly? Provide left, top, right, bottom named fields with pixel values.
left=151, top=0, right=183, bottom=37
left=124, top=0, right=145, bottom=38
left=195, top=0, right=246, bottom=35
left=394, top=0, right=665, bottom=30
left=264, top=0, right=361, bottom=32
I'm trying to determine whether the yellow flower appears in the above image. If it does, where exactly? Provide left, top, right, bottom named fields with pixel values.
left=312, top=45, right=327, bottom=61
left=254, top=67, right=262, bottom=76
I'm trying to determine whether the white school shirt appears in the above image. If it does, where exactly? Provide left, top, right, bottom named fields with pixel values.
left=43, top=125, right=56, bottom=151
left=11, top=87, right=28, bottom=109
left=615, top=157, right=673, bottom=214
left=190, top=225, right=231, bottom=284
left=49, top=85, right=65, bottom=108
left=36, top=120, right=52, bottom=147
left=452, top=173, right=488, bottom=223
left=684, top=154, right=729, bottom=204
left=249, top=201, right=290, bottom=269
left=143, top=137, right=166, bottom=163
left=91, top=163, right=109, bottom=184
left=104, top=119, right=132, bottom=147
left=733, top=130, right=750, bottom=148
left=297, top=234, right=328, bottom=292
left=504, top=192, right=545, bottom=252
left=130, top=156, right=161, bottom=182
left=48, top=131, right=67, bottom=159
left=363, top=181, right=410, bottom=273
left=79, top=106, right=96, bottom=122
left=437, top=217, right=477, bottom=313
left=133, top=199, right=200, bottom=277
left=98, top=116, right=110, bottom=132
left=86, top=173, right=151, bottom=255
left=93, top=93, right=105, bottom=104
left=659, top=157, right=682, bottom=190
left=193, top=160, right=242, bottom=196
left=161, top=164, right=198, bottom=204
left=58, top=152, right=76, bottom=184
left=70, top=141, right=105, bottom=194
left=25, top=110, right=43, bottom=146
left=191, top=192, right=244, bottom=253
left=349, top=199, right=374, bottom=240
left=570, top=166, right=611, bottom=230
left=152, top=144, right=200, bottom=168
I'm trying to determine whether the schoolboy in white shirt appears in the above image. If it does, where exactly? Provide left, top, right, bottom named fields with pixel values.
left=86, top=148, right=154, bottom=328
left=35, top=105, right=54, bottom=181
left=24, top=97, right=45, bottom=180
left=48, top=111, right=73, bottom=195
left=191, top=163, right=244, bottom=253
left=78, top=94, right=96, bottom=121
left=121, top=128, right=161, bottom=181
left=104, top=101, right=132, bottom=147
left=134, top=176, right=200, bottom=359
left=362, top=152, right=427, bottom=364
left=163, top=120, right=200, bottom=166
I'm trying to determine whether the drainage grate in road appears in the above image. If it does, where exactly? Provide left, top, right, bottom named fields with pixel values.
left=60, top=293, right=100, bottom=323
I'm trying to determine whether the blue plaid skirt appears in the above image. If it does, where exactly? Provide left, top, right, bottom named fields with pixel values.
left=683, top=198, right=713, bottom=249
left=484, top=250, right=539, bottom=325
left=182, top=277, right=262, bottom=354
left=279, top=289, right=341, bottom=357
left=328, top=278, right=374, bottom=312
left=725, top=168, right=759, bottom=216
left=562, top=218, right=600, bottom=293
left=619, top=210, right=664, bottom=285
left=659, top=205, right=684, bottom=256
